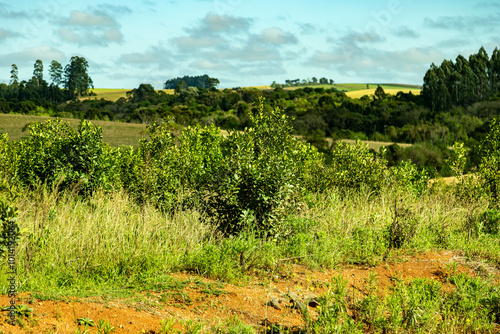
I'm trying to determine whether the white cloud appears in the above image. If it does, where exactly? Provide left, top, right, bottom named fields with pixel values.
left=201, top=13, right=252, bottom=33
left=298, top=22, right=316, bottom=35
left=119, top=46, right=172, bottom=66
left=57, top=28, right=123, bottom=46
left=257, top=27, right=297, bottom=45
left=61, top=10, right=117, bottom=27
left=103, top=29, right=123, bottom=43
left=209, top=43, right=281, bottom=62
left=342, top=31, right=385, bottom=43
left=307, top=40, right=445, bottom=84
left=171, top=13, right=253, bottom=53
left=190, top=59, right=234, bottom=71
left=0, top=2, right=29, bottom=19
left=172, top=35, right=225, bottom=51
left=424, top=13, right=500, bottom=32
left=55, top=8, right=125, bottom=46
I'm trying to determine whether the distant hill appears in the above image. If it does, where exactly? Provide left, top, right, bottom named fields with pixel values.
left=251, top=83, right=421, bottom=96
left=81, top=88, right=174, bottom=102
left=82, top=84, right=421, bottom=102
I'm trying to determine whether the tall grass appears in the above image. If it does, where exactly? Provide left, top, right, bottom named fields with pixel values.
left=2, top=182, right=497, bottom=297
left=6, top=187, right=214, bottom=295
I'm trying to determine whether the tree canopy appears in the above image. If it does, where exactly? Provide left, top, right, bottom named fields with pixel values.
left=63, top=56, right=94, bottom=99
left=164, top=74, right=219, bottom=89
left=423, top=46, right=500, bottom=111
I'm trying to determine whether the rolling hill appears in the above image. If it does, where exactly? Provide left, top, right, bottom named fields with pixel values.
left=83, top=83, right=422, bottom=102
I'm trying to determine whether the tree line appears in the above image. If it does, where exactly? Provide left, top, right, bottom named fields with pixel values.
left=164, top=74, right=220, bottom=91
left=422, top=46, right=500, bottom=112
left=2, top=56, right=94, bottom=107
left=271, top=77, right=335, bottom=88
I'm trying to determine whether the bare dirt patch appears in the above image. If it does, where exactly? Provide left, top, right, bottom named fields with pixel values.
left=0, top=251, right=480, bottom=333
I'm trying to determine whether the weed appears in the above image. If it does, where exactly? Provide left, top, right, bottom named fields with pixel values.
left=159, top=318, right=177, bottom=334
left=77, top=317, right=95, bottom=327
left=1, top=304, right=33, bottom=318
left=182, top=319, right=203, bottom=334
left=96, top=319, right=116, bottom=334
left=213, top=316, right=255, bottom=333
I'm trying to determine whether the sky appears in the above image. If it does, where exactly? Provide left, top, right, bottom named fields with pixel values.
left=0, top=0, right=499, bottom=89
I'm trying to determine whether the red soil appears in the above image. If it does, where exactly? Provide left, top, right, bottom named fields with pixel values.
left=0, top=251, right=481, bottom=333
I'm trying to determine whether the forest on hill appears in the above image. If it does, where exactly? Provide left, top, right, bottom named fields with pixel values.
left=1, top=47, right=500, bottom=177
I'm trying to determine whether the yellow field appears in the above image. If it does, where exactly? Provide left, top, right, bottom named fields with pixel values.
left=82, top=88, right=175, bottom=102
left=249, top=85, right=272, bottom=90
left=345, top=88, right=422, bottom=99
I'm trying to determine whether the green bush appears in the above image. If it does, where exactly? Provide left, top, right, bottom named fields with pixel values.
left=320, top=140, right=388, bottom=192
left=0, top=133, right=18, bottom=185
left=17, top=119, right=118, bottom=195
left=480, top=209, right=500, bottom=235
left=478, top=118, right=500, bottom=203
left=389, top=160, right=429, bottom=196
left=119, top=120, right=223, bottom=210
left=205, top=99, right=321, bottom=236
left=120, top=104, right=320, bottom=237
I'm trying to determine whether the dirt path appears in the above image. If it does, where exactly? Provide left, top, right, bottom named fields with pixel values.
left=0, top=251, right=478, bottom=333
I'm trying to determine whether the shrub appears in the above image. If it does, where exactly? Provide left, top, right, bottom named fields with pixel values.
left=477, top=118, right=500, bottom=203
left=480, top=209, right=500, bottom=235
left=389, top=160, right=429, bottom=196
left=119, top=119, right=180, bottom=210
left=386, top=203, right=418, bottom=249
left=120, top=120, right=224, bottom=211
left=17, top=118, right=118, bottom=195
left=320, top=140, right=388, bottom=192
left=121, top=103, right=320, bottom=237
left=0, top=133, right=18, bottom=185
left=206, top=99, right=321, bottom=236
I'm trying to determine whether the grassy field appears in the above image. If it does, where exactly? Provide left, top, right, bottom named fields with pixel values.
left=334, top=83, right=421, bottom=92
left=278, top=83, right=421, bottom=94
left=0, top=114, right=147, bottom=147
left=341, top=138, right=411, bottom=151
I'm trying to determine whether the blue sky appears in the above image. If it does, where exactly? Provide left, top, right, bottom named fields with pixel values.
left=0, top=0, right=499, bottom=89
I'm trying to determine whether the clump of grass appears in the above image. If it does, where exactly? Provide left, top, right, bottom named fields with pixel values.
left=12, top=187, right=214, bottom=294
